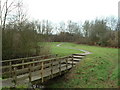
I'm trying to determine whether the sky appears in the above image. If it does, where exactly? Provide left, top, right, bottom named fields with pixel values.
left=23, top=0, right=119, bottom=22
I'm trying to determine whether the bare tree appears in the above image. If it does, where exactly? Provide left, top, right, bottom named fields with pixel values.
left=46, top=20, right=53, bottom=35
left=58, top=21, right=66, bottom=33
left=0, top=0, right=16, bottom=30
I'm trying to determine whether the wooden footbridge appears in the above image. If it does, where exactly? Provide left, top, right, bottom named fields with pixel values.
left=1, top=53, right=87, bottom=87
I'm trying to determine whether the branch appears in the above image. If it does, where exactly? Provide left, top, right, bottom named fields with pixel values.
left=7, top=0, right=15, bottom=9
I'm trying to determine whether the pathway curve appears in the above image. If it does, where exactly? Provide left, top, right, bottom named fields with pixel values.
left=56, top=43, right=92, bottom=55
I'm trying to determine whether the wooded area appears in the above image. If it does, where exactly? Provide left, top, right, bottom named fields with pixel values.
left=1, top=0, right=119, bottom=60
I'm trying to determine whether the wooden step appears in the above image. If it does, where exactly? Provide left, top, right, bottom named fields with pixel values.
left=73, top=56, right=83, bottom=59
left=73, top=53, right=86, bottom=56
left=73, top=59, right=81, bottom=62
left=67, top=61, right=78, bottom=65
left=68, top=58, right=81, bottom=62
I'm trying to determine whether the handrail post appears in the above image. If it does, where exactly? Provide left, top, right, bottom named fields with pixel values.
left=22, top=59, right=24, bottom=69
left=59, top=58, right=61, bottom=75
left=9, top=61, right=12, bottom=78
left=32, top=59, right=35, bottom=72
left=72, top=55, right=74, bottom=67
left=41, top=61, right=44, bottom=83
left=28, top=64, right=32, bottom=82
left=66, top=57, right=68, bottom=70
left=32, top=59, right=35, bottom=66
left=56, top=54, right=58, bottom=57
left=13, top=67, right=17, bottom=87
left=51, top=60, right=53, bottom=78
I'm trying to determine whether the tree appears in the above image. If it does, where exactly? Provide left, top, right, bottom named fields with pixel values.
left=82, top=20, right=90, bottom=37
left=45, top=20, right=53, bottom=35
left=58, top=21, right=66, bottom=33
left=0, top=0, right=16, bottom=30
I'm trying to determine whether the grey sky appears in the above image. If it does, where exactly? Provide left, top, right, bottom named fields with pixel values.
left=23, top=0, right=119, bottom=22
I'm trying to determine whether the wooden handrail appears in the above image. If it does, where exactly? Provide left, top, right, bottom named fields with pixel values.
left=2, top=56, right=69, bottom=68
left=1, top=54, right=57, bottom=63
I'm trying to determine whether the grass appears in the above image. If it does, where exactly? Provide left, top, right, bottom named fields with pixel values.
left=49, top=42, right=84, bottom=57
left=46, top=42, right=118, bottom=88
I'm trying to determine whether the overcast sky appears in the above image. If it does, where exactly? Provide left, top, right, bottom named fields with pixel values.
left=23, top=0, right=119, bottom=22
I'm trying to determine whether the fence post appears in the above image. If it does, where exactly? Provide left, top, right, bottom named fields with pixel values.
left=72, top=55, right=74, bottom=67
left=56, top=54, right=58, bottom=57
left=13, top=67, right=17, bottom=87
left=59, top=58, right=61, bottom=75
left=22, top=59, right=24, bottom=69
left=66, top=57, right=68, bottom=70
left=28, top=64, right=32, bottom=83
left=51, top=60, right=53, bottom=78
left=9, top=61, right=12, bottom=78
left=32, top=59, right=35, bottom=72
left=41, top=62, right=44, bottom=83
left=32, top=59, right=35, bottom=66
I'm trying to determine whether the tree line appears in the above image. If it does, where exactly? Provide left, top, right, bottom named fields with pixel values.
left=51, top=17, right=119, bottom=47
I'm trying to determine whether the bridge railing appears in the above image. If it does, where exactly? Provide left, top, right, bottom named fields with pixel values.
left=1, top=54, right=57, bottom=78
left=1, top=53, right=86, bottom=87
left=1, top=54, right=74, bottom=86
left=1, top=54, right=57, bottom=66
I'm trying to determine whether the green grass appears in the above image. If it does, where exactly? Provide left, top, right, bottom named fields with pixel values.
left=49, top=42, right=84, bottom=57
left=47, top=42, right=118, bottom=88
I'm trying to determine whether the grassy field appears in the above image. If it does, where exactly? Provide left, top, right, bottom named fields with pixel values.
left=49, top=42, right=84, bottom=57
left=46, top=42, right=118, bottom=88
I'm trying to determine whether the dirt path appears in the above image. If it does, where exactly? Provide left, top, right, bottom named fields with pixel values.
left=56, top=43, right=92, bottom=55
